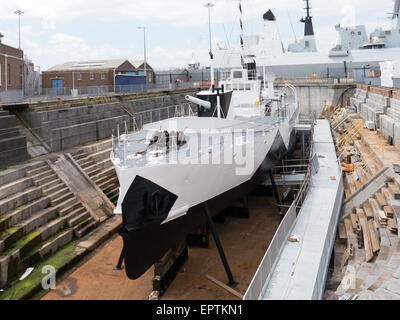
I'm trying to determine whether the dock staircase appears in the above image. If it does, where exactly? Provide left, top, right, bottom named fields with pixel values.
left=0, top=161, right=96, bottom=289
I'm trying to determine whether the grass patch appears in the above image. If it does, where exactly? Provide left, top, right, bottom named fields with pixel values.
left=0, top=240, right=83, bottom=300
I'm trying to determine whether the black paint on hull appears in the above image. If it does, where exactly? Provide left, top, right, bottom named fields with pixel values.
left=122, top=129, right=297, bottom=280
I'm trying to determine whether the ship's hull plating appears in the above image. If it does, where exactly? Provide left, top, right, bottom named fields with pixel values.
left=120, top=129, right=297, bottom=280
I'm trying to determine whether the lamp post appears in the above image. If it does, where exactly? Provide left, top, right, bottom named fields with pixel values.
left=204, top=3, right=214, bottom=86
left=137, top=26, right=147, bottom=84
left=14, top=10, right=24, bottom=49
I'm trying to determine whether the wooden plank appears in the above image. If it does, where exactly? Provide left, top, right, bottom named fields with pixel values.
left=384, top=206, right=394, bottom=218
left=338, top=222, right=347, bottom=242
left=378, top=210, right=388, bottom=222
left=369, top=198, right=380, bottom=211
left=381, top=188, right=394, bottom=201
left=350, top=212, right=360, bottom=232
left=205, top=275, right=243, bottom=299
left=362, top=203, right=374, bottom=220
left=368, top=219, right=380, bottom=253
left=359, top=216, right=374, bottom=262
left=388, top=218, right=398, bottom=233
left=375, top=192, right=387, bottom=208
left=344, top=218, right=353, bottom=234
left=355, top=180, right=362, bottom=190
left=388, top=182, right=400, bottom=200
left=359, top=174, right=367, bottom=185
left=365, top=171, right=372, bottom=180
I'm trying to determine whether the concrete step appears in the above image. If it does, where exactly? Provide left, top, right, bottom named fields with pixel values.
left=87, top=168, right=102, bottom=177
left=17, top=207, right=58, bottom=235
left=0, top=229, right=42, bottom=258
left=74, top=219, right=96, bottom=238
left=57, top=200, right=82, bottom=217
left=86, top=148, right=113, bottom=163
left=30, top=169, right=53, bottom=182
left=50, top=192, right=74, bottom=207
left=36, top=216, right=68, bottom=241
left=33, top=173, right=58, bottom=187
left=105, top=186, right=119, bottom=198
left=0, top=197, right=50, bottom=232
left=38, top=229, right=74, bottom=258
left=85, top=158, right=112, bottom=175
left=0, top=187, right=42, bottom=216
left=0, top=111, right=9, bottom=117
left=40, top=178, right=63, bottom=192
left=92, top=167, right=116, bottom=184
left=0, top=126, right=20, bottom=140
left=43, top=183, right=66, bottom=197
left=64, top=206, right=86, bottom=225
left=80, top=160, right=96, bottom=169
left=68, top=211, right=91, bottom=228
left=26, top=164, right=50, bottom=178
left=73, top=151, right=89, bottom=161
left=0, top=177, right=33, bottom=202
left=48, top=187, right=70, bottom=201
left=55, top=198, right=79, bottom=215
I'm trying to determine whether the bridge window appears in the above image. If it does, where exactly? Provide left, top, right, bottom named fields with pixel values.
left=233, top=71, right=243, bottom=79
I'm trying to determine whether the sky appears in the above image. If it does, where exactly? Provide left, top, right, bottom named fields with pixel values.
left=0, top=0, right=397, bottom=71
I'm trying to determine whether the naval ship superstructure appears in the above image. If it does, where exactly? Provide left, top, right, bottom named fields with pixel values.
left=214, top=0, right=400, bottom=78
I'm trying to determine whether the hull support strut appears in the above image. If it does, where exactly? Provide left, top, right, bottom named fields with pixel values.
left=204, top=202, right=238, bottom=288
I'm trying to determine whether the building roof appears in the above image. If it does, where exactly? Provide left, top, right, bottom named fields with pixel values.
left=45, top=59, right=134, bottom=72
left=129, top=60, right=153, bottom=70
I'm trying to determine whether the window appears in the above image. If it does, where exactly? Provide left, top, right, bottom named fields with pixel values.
left=233, top=71, right=243, bottom=79
left=90, top=72, right=94, bottom=80
left=77, top=73, right=82, bottom=80
left=305, top=41, right=309, bottom=47
left=7, top=64, right=10, bottom=85
left=386, top=30, right=391, bottom=35
left=101, top=73, right=106, bottom=80
left=358, top=31, right=362, bottom=35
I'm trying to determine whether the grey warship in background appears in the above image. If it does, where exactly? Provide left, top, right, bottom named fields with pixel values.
left=214, top=0, right=400, bottom=78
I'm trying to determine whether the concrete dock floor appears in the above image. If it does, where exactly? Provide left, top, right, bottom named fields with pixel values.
left=42, top=195, right=280, bottom=300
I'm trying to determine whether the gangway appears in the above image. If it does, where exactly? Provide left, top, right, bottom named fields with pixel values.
left=244, top=120, right=343, bottom=300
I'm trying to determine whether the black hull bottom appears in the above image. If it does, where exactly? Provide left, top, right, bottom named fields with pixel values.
left=122, top=130, right=297, bottom=280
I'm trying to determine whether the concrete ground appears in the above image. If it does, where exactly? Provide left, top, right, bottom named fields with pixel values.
left=41, top=194, right=281, bottom=300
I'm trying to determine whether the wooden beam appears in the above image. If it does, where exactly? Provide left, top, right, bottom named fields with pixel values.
left=205, top=275, right=243, bottom=299
left=368, top=219, right=380, bottom=253
left=339, top=222, right=347, bottom=242
left=362, top=203, right=374, bottom=220
left=344, top=218, right=353, bottom=234
left=374, top=193, right=387, bottom=208
left=359, top=216, right=374, bottom=262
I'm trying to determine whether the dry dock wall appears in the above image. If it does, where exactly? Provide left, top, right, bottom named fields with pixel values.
left=21, top=93, right=190, bottom=152
left=0, top=107, right=29, bottom=166
left=277, top=83, right=355, bottom=118
left=351, top=84, right=400, bottom=150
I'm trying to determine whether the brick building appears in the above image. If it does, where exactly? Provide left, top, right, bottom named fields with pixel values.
left=42, top=59, right=154, bottom=89
left=0, top=33, right=24, bottom=92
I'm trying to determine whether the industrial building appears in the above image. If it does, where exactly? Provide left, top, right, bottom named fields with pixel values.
left=0, top=33, right=24, bottom=92
left=42, top=59, right=154, bottom=91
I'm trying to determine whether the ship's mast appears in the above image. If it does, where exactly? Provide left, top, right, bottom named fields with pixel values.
left=239, top=0, right=245, bottom=66
left=300, top=0, right=315, bottom=36
left=393, top=0, right=400, bottom=19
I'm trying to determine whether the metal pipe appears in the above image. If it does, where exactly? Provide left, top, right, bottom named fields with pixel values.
left=185, top=95, right=211, bottom=109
